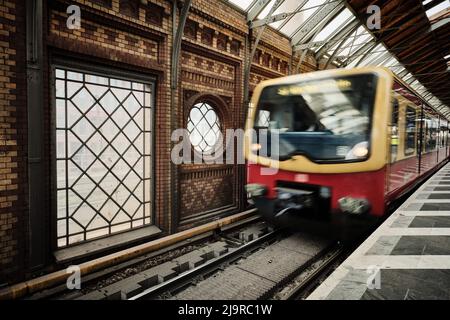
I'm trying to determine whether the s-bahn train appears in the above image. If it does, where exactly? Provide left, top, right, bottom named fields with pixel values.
left=244, top=67, right=449, bottom=236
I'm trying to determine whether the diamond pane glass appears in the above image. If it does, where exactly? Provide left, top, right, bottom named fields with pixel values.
left=187, top=102, right=222, bottom=154
left=55, top=67, right=153, bottom=248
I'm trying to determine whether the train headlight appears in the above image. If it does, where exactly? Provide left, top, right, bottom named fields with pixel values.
left=245, top=184, right=267, bottom=198
left=345, top=141, right=369, bottom=160
left=338, top=197, right=370, bottom=215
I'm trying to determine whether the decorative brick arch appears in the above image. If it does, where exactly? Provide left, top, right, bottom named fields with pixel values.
left=183, top=92, right=232, bottom=157
left=178, top=92, right=236, bottom=225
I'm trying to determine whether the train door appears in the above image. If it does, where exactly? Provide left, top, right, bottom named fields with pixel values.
left=430, top=116, right=438, bottom=165
left=401, top=105, right=419, bottom=187
left=447, top=122, right=450, bottom=158
left=421, top=112, right=438, bottom=174
left=439, top=118, right=448, bottom=163
left=388, top=99, right=420, bottom=193
left=388, top=98, right=400, bottom=192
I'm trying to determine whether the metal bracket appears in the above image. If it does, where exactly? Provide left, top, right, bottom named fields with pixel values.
left=250, top=12, right=290, bottom=29
left=171, top=0, right=192, bottom=89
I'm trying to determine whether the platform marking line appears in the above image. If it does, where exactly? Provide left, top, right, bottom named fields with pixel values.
left=416, top=191, right=450, bottom=194
left=343, top=255, right=450, bottom=269
left=373, top=228, right=450, bottom=236
left=394, top=211, right=450, bottom=216
left=407, top=200, right=450, bottom=203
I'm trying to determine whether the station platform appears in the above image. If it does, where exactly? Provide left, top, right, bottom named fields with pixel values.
left=308, top=163, right=450, bottom=300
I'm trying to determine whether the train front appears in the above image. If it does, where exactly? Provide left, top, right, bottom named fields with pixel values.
left=244, top=68, right=393, bottom=237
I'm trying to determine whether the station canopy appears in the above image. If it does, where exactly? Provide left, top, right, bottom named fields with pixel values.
left=225, top=0, right=450, bottom=117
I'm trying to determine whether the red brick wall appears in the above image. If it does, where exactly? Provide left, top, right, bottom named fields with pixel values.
left=0, top=0, right=27, bottom=284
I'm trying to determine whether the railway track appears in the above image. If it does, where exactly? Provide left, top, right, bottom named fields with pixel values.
left=28, top=214, right=355, bottom=301
left=46, top=218, right=276, bottom=300
left=73, top=227, right=346, bottom=300
left=129, top=229, right=282, bottom=300
left=152, top=234, right=337, bottom=300
left=273, top=245, right=348, bottom=300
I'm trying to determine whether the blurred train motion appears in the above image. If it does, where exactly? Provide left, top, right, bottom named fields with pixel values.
left=244, top=67, right=449, bottom=239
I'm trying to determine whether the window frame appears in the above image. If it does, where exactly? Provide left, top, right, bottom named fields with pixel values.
left=187, top=102, right=223, bottom=155
left=51, top=58, right=157, bottom=249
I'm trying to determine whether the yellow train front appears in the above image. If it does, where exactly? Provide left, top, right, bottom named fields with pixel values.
left=244, top=67, right=449, bottom=238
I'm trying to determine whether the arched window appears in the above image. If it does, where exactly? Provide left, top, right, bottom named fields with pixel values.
left=187, top=102, right=221, bottom=154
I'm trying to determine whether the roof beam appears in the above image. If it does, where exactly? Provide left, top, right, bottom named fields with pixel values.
left=276, top=0, right=308, bottom=31
left=343, top=40, right=378, bottom=66
left=247, top=0, right=271, bottom=22
left=291, top=0, right=345, bottom=46
left=314, top=19, right=360, bottom=57
left=250, top=10, right=290, bottom=28
left=293, top=23, right=358, bottom=52
left=369, top=51, right=392, bottom=66
left=431, top=17, right=450, bottom=31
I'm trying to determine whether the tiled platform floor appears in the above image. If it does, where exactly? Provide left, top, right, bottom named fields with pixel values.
left=308, top=163, right=450, bottom=300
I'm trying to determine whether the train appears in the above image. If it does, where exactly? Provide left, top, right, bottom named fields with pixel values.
left=244, top=67, right=449, bottom=237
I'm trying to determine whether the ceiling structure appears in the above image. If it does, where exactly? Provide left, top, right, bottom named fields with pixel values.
left=224, top=0, right=450, bottom=117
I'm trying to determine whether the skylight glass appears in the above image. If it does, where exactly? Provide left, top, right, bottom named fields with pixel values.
left=313, top=9, right=353, bottom=42
left=257, top=0, right=277, bottom=19
left=279, top=0, right=327, bottom=37
left=226, top=0, right=448, bottom=113
left=228, top=0, right=255, bottom=11
left=279, top=8, right=315, bottom=37
left=425, top=0, right=449, bottom=18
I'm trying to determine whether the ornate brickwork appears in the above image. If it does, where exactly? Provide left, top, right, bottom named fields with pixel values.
left=1, top=0, right=319, bottom=282
left=0, top=0, right=27, bottom=284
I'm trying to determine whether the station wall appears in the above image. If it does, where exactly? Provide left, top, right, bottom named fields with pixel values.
left=0, top=0, right=319, bottom=284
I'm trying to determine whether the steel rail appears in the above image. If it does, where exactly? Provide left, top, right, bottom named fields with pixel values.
left=282, top=245, right=346, bottom=300
left=128, top=229, right=282, bottom=300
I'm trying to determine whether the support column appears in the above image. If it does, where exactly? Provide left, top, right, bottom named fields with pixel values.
left=170, top=0, right=192, bottom=233
left=26, top=0, right=46, bottom=270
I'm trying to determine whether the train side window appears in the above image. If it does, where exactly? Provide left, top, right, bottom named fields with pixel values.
left=404, top=107, right=417, bottom=156
left=440, top=121, right=446, bottom=148
left=425, top=116, right=437, bottom=153
left=390, top=99, right=399, bottom=163
left=392, top=99, right=399, bottom=125
left=432, top=118, right=438, bottom=151
left=444, top=124, right=449, bottom=148
left=423, top=117, right=429, bottom=153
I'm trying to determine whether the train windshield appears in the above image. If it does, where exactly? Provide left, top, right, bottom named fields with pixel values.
left=254, top=74, right=377, bottom=163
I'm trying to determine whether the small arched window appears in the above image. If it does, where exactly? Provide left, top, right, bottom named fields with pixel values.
left=187, top=102, right=221, bottom=154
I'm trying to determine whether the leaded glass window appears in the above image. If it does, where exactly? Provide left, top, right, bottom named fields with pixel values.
left=55, top=66, right=153, bottom=248
left=187, top=102, right=221, bottom=154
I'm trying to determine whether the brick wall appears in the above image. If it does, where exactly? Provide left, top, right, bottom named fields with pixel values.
left=0, top=0, right=320, bottom=282
left=0, top=0, right=27, bottom=284
left=47, top=0, right=174, bottom=235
